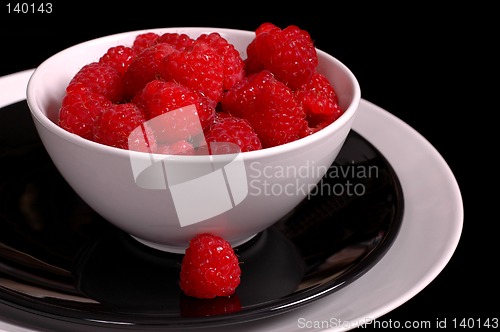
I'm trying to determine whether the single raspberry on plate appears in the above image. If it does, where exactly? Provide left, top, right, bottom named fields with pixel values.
left=99, top=45, right=137, bottom=76
left=59, top=87, right=112, bottom=140
left=205, top=115, right=262, bottom=153
left=221, top=70, right=307, bottom=148
left=245, top=22, right=318, bottom=90
left=196, top=32, right=245, bottom=90
left=157, top=32, right=195, bottom=51
left=122, top=42, right=177, bottom=100
left=93, top=103, right=151, bottom=150
left=132, top=80, right=215, bottom=143
left=66, top=62, right=124, bottom=103
left=179, top=233, right=241, bottom=299
left=160, top=41, right=225, bottom=103
left=295, top=71, right=344, bottom=136
left=131, top=32, right=160, bottom=54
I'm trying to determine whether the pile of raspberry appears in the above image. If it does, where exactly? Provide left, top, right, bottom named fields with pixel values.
left=59, top=22, right=344, bottom=154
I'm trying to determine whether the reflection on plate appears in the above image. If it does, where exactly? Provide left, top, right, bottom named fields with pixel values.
left=0, top=99, right=403, bottom=330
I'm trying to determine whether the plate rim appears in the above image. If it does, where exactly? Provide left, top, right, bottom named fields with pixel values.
left=0, top=96, right=404, bottom=327
left=0, top=70, right=464, bottom=332
left=341, top=99, right=464, bottom=328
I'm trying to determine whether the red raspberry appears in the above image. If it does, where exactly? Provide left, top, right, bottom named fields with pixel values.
left=93, top=103, right=152, bottom=150
left=122, top=42, right=177, bottom=100
left=127, top=124, right=159, bottom=153
left=295, top=71, right=344, bottom=136
left=243, top=22, right=280, bottom=74
left=214, top=111, right=232, bottom=120
left=157, top=32, right=195, bottom=51
left=66, top=62, right=124, bottom=103
left=179, top=233, right=241, bottom=299
left=160, top=41, right=225, bottom=103
left=219, top=70, right=272, bottom=119
left=132, top=80, right=215, bottom=143
left=196, top=32, right=245, bottom=90
left=99, top=45, right=137, bottom=76
left=221, top=70, right=307, bottom=148
left=245, top=23, right=318, bottom=90
left=243, top=39, right=264, bottom=75
left=255, top=22, right=281, bottom=35
left=59, top=88, right=111, bottom=140
left=131, top=32, right=160, bottom=54
left=205, top=115, right=262, bottom=153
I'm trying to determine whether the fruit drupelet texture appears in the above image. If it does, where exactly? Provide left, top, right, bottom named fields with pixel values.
left=58, top=22, right=343, bottom=154
left=179, top=233, right=241, bottom=299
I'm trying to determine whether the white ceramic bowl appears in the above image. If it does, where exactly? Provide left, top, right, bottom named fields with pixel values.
left=26, top=27, right=361, bottom=253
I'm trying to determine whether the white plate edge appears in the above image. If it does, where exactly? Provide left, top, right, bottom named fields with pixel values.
left=333, top=99, right=465, bottom=330
left=0, top=70, right=34, bottom=107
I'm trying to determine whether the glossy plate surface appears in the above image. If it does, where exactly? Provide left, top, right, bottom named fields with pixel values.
left=0, top=71, right=403, bottom=331
left=0, top=70, right=462, bottom=332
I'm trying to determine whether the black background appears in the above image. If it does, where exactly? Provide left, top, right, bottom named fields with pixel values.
left=0, top=1, right=496, bottom=329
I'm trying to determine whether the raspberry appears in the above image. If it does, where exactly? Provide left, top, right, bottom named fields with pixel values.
left=131, top=32, right=195, bottom=57
left=243, top=39, right=264, bottom=75
left=99, top=45, right=137, bottom=76
left=221, top=70, right=307, bottom=148
left=93, top=103, right=151, bottom=150
left=196, top=32, right=245, bottom=90
left=255, top=22, right=281, bottom=35
left=219, top=70, right=272, bottom=119
left=127, top=123, right=159, bottom=153
left=295, top=71, right=343, bottom=135
left=160, top=41, right=225, bottom=103
left=214, top=111, right=232, bottom=120
left=179, top=233, right=241, bottom=299
left=59, top=88, right=111, bottom=140
left=131, top=32, right=160, bottom=54
left=122, top=42, right=177, bottom=100
left=243, top=22, right=280, bottom=74
left=205, top=115, right=262, bottom=153
left=157, top=32, right=195, bottom=51
left=132, top=80, right=215, bottom=143
left=66, top=62, right=124, bottom=103
left=245, top=23, right=318, bottom=90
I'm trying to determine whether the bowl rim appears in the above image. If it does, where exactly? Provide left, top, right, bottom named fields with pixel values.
left=26, top=26, right=361, bottom=162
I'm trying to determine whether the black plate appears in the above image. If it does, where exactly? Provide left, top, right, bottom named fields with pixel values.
left=0, top=100, right=404, bottom=331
